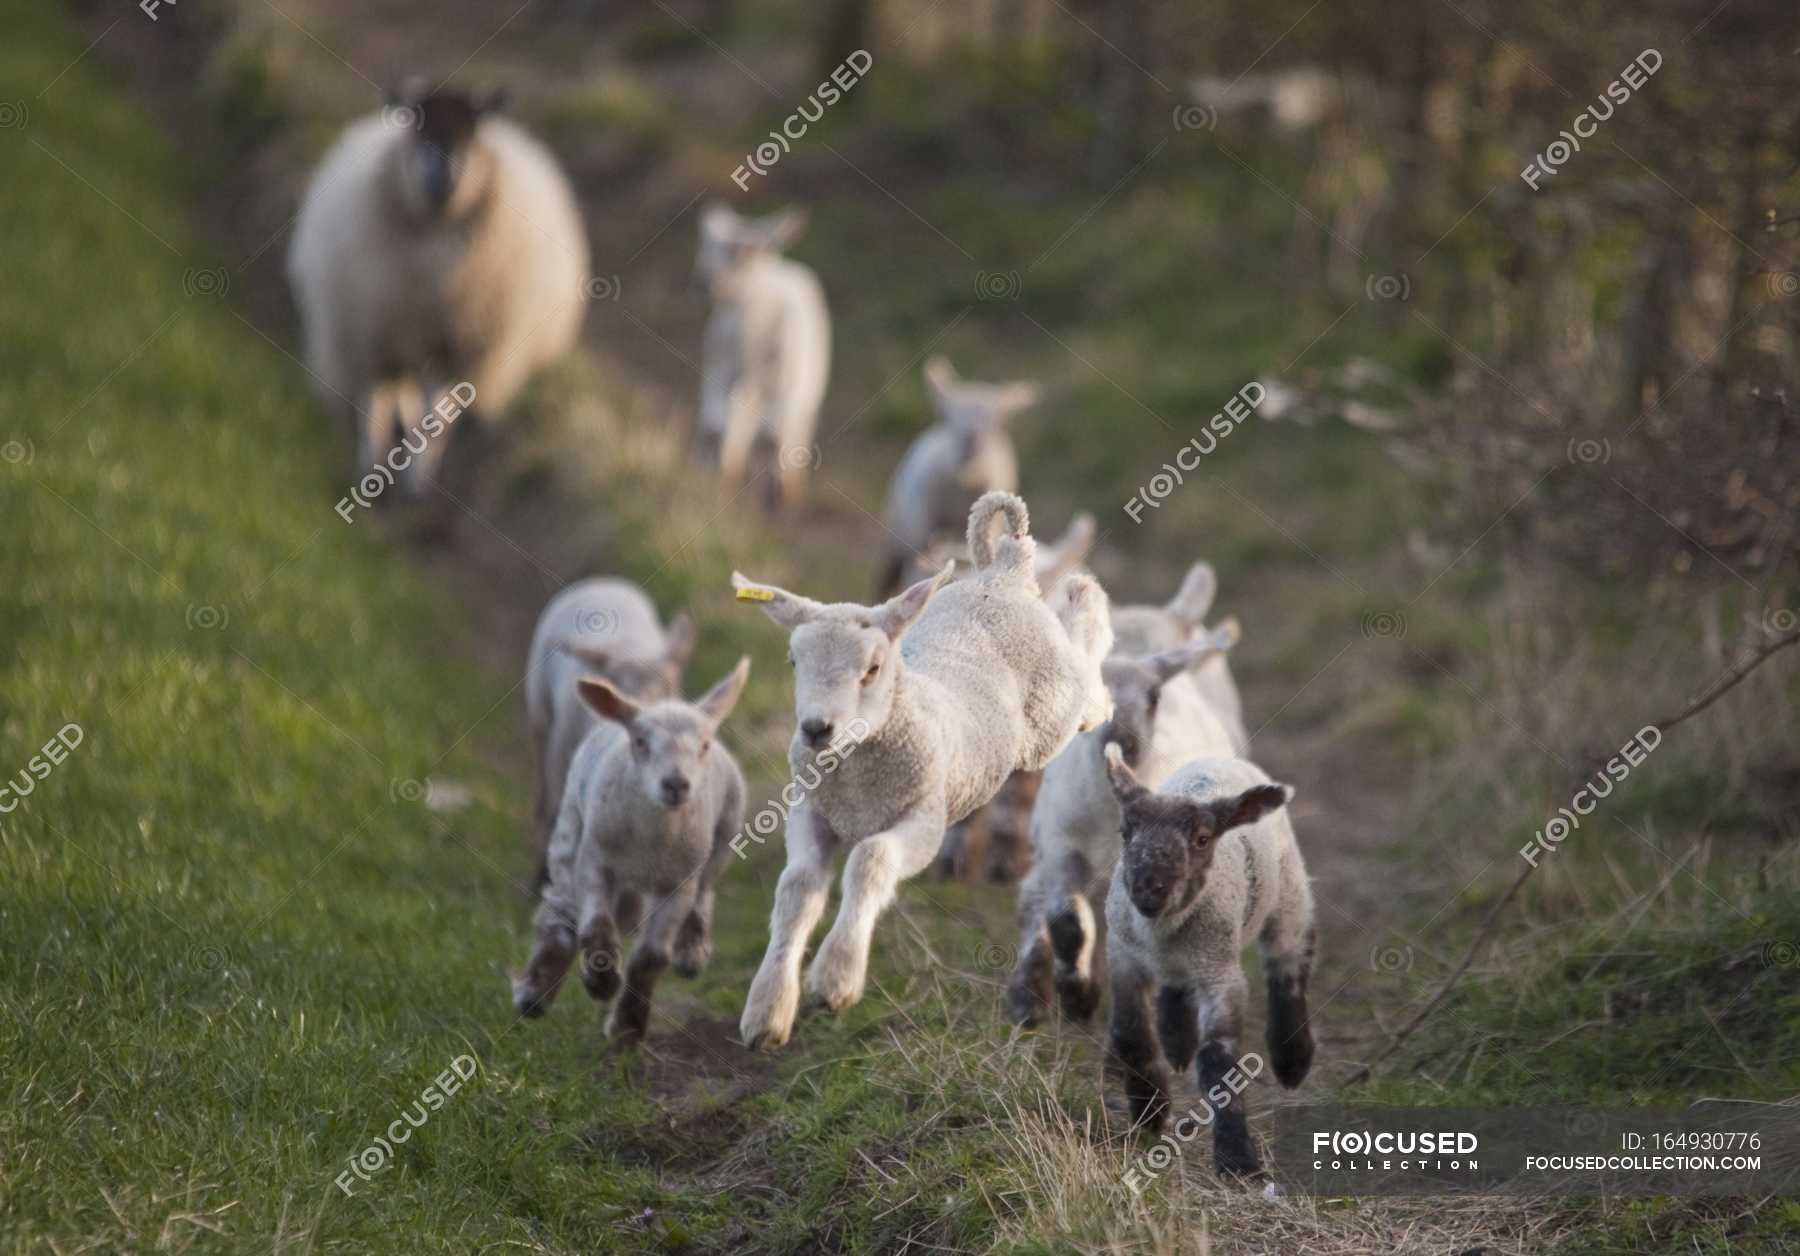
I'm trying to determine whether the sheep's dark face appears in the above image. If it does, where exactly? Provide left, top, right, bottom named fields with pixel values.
left=1097, top=657, right=1164, bottom=768
left=1118, top=795, right=1219, bottom=919
left=577, top=661, right=749, bottom=810
left=390, top=83, right=504, bottom=219
left=694, top=203, right=809, bottom=301
left=1103, top=744, right=1291, bottom=922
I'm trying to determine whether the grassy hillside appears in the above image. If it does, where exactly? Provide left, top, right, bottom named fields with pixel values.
left=4, top=0, right=1798, bottom=1252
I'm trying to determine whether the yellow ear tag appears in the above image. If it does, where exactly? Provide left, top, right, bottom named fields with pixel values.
left=736, top=587, right=775, bottom=602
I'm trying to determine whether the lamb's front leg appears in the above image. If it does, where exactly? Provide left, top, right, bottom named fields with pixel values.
left=740, top=801, right=837, bottom=1050
left=606, top=886, right=695, bottom=1043
left=1196, top=968, right=1260, bottom=1179
left=807, top=801, right=945, bottom=1012
left=513, top=889, right=578, bottom=1018
left=1105, top=954, right=1171, bottom=1131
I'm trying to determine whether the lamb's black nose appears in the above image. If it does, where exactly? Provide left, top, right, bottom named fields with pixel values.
left=659, top=775, right=691, bottom=806
left=800, top=718, right=834, bottom=747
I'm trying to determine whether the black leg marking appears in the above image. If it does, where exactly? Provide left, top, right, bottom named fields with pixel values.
left=1048, top=898, right=1100, bottom=1022
left=579, top=916, right=622, bottom=1002
left=514, top=922, right=575, bottom=1018
left=1156, top=986, right=1199, bottom=1073
left=1006, top=933, right=1055, bottom=1026
left=1267, top=925, right=1316, bottom=1088
left=609, top=950, right=668, bottom=1042
left=1198, top=1040, right=1260, bottom=1178
left=1107, top=979, right=1171, bottom=1131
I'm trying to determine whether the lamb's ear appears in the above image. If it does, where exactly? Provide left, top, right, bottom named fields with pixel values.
left=701, top=201, right=738, bottom=238
left=731, top=571, right=824, bottom=630
left=696, top=656, right=751, bottom=726
left=924, top=356, right=958, bottom=405
left=764, top=206, right=810, bottom=250
left=1166, top=562, right=1218, bottom=628
left=577, top=675, right=640, bottom=726
left=662, top=611, right=697, bottom=670
left=1206, top=783, right=1292, bottom=837
left=997, top=380, right=1041, bottom=414
left=876, top=562, right=953, bottom=640
left=1049, top=513, right=1096, bottom=569
left=1102, top=742, right=1148, bottom=804
left=1143, top=617, right=1239, bottom=684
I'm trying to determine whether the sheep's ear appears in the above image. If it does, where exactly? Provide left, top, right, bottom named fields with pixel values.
left=662, top=611, right=697, bottom=670
left=996, top=380, right=1041, bottom=414
left=1206, top=783, right=1291, bottom=837
left=731, top=572, right=823, bottom=630
left=696, top=656, right=751, bottom=726
left=924, top=356, right=958, bottom=403
left=1143, top=617, right=1239, bottom=684
left=1049, top=513, right=1096, bottom=568
left=577, top=675, right=640, bottom=726
left=1166, top=562, right=1218, bottom=628
left=764, top=206, right=810, bottom=250
left=1102, top=743, right=1147, bottom=803
left=877, top=562, right=953, bottom=640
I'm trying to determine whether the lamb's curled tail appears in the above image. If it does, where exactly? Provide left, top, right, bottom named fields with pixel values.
left=967, top=491, right=1036, bottom=582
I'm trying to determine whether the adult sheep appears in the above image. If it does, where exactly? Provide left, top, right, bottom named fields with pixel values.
left=287, top=81, right=588, bottom=491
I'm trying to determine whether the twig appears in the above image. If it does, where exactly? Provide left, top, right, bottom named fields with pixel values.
left=1345, top=627, right=1800, bottom=1086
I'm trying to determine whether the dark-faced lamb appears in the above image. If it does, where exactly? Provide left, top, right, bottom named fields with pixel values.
left=524, top=579, right=696, bottom=888
left=1006, top=621, right=1240, bottom=1026
left=1100, top=744, right=1316, bottom=1179
left=693, top=204, right=830, bottom=506
left=731, top=491, right=1114, bottom=1049
left=511, top=659, right=750, bottom=1042
left=875, top=357, right=1042, bottom=597
left=1103, top=561, right=1248, bottom=755
left=287, top=81, right=587, bottom=488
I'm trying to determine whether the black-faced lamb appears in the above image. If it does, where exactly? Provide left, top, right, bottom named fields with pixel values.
left=731, top=491, right=1114, bottom=1049
left=287, top=81, right=588, bottom=488
left=1101, top=560, right=1249, bottom=755
left=512, top=659, right=750, bottom=1042
left=1101, top=744, right=1316, bottom=1179
left=694, top=203, right=830, bottom=506
left=876, top=357, right=1041, bottom=597
left=524, top=579, right=696, bottom=887
left=1006, top=621, right=1240, bottom=1026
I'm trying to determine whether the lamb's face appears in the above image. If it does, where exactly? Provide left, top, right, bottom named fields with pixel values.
left=576, top=659, right=750, bottom=810
left=694, top=204, right=808, bottom=302
left=788, top=616, right=896, bottom=752
left=1102, top=743, right=1290, bottom=921
left=1098, top=657, right=1164, bottom=768
left=922, top=358, right=1038, bottom=470
left=623, top=704, right=716, bottom=809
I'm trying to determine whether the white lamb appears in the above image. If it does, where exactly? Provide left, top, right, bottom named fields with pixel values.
left=1100, top=745, right=1316, bottom=1179
left=876, top=357, right=1040, bottom=596
left=287, top=81, right=588, bottom=489
left=512, top=659, right=750, bottom=1042
left=694, top=203, right=830, bottom=506
left=731, top=491, right=1113, bottom=1049
left=524, top=578, right=695, bottom=887
left=1007, top=619, right=1240, bottom=1026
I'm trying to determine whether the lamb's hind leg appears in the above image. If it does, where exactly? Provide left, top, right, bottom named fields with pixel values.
left=740, top=801, right=837, bottom=1051
left=1196, top=969, right=1260, bottom=1178
left=1046, top=851, right=1101, bottom=1021
left=807, top=805, right=942, bottom=1012
left=1005, top=848, right=1065, bottom=1026
left=607, top=884, right=696, bottom=1043
left=1263, top=903, right=1317, bottom=1089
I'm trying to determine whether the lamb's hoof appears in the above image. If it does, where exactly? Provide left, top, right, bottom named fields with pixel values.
left=740, top=1022, right=791, bottom=1052
left=672, top=939, right=711, bottom=979
left=1055, top=974, right=1102, bottom=1022
left=805, top=944, right=865, bottom=1012
left=512, top=979, right=553, bottom=1019
left=1214, top=1142, right=1262, bottom=1181
left=605, top=1006, right=648, bottom=1045
left=740, top=973, right=799, bottom=1050
left=581, top=959, right=621, bottom=1002
left=1005, top=985, right=1045, bottom=1029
